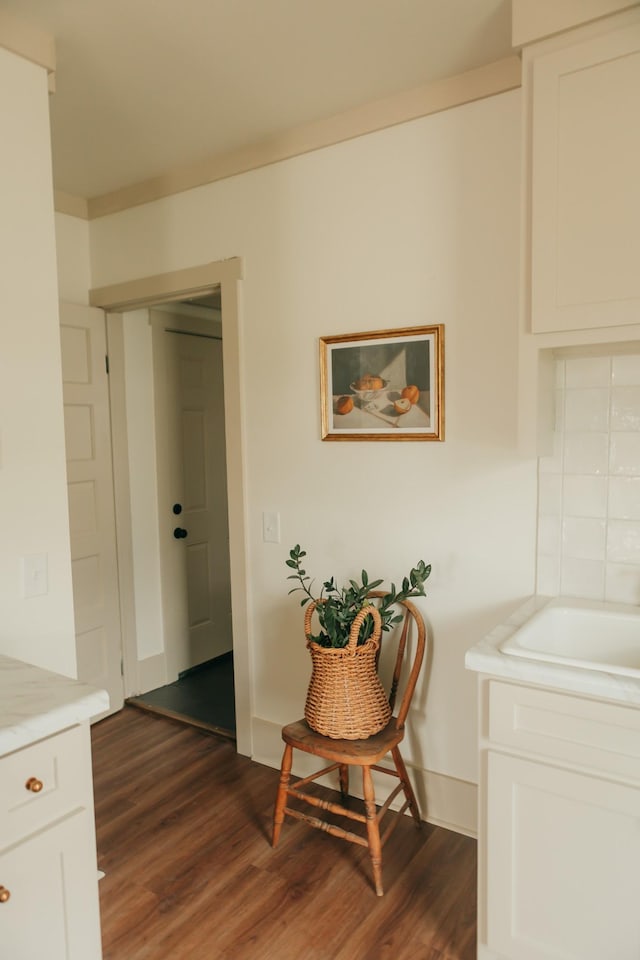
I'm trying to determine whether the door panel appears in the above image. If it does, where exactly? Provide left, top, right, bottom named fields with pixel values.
left=60, top=302, right=123, bottom=716
left=155, top=323, right=233, bottom=676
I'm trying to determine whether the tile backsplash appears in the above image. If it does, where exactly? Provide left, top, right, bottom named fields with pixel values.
left=537, top=353, right=640, bottom=604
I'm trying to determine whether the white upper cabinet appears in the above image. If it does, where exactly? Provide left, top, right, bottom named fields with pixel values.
left=526, top=14, right=640, bottom=333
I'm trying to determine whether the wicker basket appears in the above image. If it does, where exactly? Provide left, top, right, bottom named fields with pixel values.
left=303, top=600, right=392, bottom=740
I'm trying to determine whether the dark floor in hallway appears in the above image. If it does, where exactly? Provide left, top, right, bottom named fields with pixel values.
left=127, top=651, right=236, bottom=738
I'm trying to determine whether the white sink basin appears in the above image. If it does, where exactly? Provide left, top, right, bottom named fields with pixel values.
left=500, top=597, right=640, bottom=679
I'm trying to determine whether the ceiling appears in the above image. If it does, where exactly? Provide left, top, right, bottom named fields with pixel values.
left=6, top=0, right=513, bottom=200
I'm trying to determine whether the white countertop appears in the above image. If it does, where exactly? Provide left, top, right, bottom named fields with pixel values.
left=465, top=595, right=640, bottom=707
left=0, top=655, right=109, bottom=755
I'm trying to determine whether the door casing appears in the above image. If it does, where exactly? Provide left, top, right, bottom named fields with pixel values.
left=90, top=258, right=252, bottom=757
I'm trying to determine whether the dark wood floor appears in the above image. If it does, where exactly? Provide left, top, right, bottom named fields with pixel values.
left=91, top=707, right=477, bottom=960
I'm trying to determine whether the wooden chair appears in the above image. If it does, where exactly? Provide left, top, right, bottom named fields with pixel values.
left=271, top=592, right=427, bottom=896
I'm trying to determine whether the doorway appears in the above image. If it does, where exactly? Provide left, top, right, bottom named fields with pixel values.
left=91, top=257, right=252, bottom=756
left=129, top=297, right=236, bottom=738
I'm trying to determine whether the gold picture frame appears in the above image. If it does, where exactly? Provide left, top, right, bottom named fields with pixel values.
left=320, top=325, right=444, bottom=441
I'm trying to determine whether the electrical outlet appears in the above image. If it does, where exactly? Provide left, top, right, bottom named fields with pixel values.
left=262, top=511, right=281, bottom=543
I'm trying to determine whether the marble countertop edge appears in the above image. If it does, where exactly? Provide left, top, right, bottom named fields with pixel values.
left=0, top=655, right=110, bottom=755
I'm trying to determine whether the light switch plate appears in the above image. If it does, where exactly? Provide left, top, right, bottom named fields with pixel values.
left=262, top=511, right=281, bottom=543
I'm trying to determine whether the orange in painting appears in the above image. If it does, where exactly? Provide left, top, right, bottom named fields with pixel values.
left=401, top=385, right=420, bottom=404
left=336, top=395, right=354, bottom=415
left=393, top=398, right=412, bottom=415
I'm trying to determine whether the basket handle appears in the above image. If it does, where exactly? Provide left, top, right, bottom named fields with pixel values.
left=304, top=599, right=382, bottom=654
left=347, top=604, right=382, bottom=653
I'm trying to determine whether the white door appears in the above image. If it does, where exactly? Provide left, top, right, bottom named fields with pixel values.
left=60, top=302, right=123, bottom=715
left=154, top=321, right=233, bottom=677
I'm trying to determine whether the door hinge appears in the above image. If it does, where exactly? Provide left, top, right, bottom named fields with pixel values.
left=120, top=656, right=124, bottom=677
left=105, top=354, right=110, bottom=374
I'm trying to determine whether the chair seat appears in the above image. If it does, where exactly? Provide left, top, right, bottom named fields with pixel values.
left=282, top=718, right=405, bottom=766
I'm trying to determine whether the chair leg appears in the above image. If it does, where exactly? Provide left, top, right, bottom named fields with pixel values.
left=362, top=765, right=384, bottom=896
left=339, top=764, right=349, bottom=801
left=392, top=745, right=421, bottom=825
left=272, top=743, right=293, bottom=847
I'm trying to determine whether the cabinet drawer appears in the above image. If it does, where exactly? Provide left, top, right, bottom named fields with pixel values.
left=488, top=681, right=640, bottom=782
left=0, top=725, right=91, bottom=848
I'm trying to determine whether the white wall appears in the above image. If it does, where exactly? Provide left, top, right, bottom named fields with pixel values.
left=538, top=351, right=640, bottom=602
left=0, top=47, right=76, bottom=676
left=89, top=88, right=536, bottom=824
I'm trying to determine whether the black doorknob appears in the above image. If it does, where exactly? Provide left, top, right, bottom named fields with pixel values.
left=173, top=527, right=188, bottom=539
left=172, top=503, right=183, bottom=515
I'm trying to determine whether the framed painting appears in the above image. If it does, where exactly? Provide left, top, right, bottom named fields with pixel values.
left=320, top=325, right=444, bottom=441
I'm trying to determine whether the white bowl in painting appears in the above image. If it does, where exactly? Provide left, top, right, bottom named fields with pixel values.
left=350, top=375, right=389, bottom=401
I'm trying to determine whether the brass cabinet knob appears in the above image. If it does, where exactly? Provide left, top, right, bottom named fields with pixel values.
left=0, top=886, right=10, bottom=903
left=25, top=777, right=43, bottom=793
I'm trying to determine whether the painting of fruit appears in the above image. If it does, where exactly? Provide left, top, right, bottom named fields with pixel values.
left=319, top=325, right=444, bottom=441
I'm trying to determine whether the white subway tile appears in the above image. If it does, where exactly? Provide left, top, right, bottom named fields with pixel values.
left=562, top=517, right=606, bottom=561
left=564, top=388, right=609, bottom=432
left=560, top=557, right=605, bottom=600
left=608, top=477, right=640, bottom=520
left=563, top=475, right=607, bottom=518
left=611, top=386, right=640, bottom=431
left=538, top=431, right=564, bottom=474
left=536, top=555, right=560, bottom=596
left=538, top=473, right=563, bottom=516
left=538, top=515, right=562, bottom=556
left=610, top=433, right=640, bottom=476
left=606, top=520, right=640, bottom=563
left=565, top=356, right=611, bottom=388
left=554, top=388, right=565, bottom=431
left=605, top=563, right=640, bottom=605
left=612, top=354, right=640, bottom=386
left=564, top=432, right=609, bottom=475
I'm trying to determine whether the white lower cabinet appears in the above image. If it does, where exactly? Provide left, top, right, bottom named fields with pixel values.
left=0, top=724, right=102, bottom=959
left=478, top=680, right=640, bottom=960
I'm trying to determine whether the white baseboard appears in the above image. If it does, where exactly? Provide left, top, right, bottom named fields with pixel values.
left=251, top=716, right=477, bottom=838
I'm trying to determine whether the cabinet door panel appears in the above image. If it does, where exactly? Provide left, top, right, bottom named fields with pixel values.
left=0, top=810, right=102, bottom=960
left=530, top=22, right=640, bottom=332
left=487, top=751, right=640, bottom=960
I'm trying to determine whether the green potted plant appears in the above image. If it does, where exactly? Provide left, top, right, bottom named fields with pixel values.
left=285, top=545, right=431, bottom=739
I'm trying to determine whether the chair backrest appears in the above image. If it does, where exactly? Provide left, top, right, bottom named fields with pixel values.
left=366, top=590, right=426, bottom=729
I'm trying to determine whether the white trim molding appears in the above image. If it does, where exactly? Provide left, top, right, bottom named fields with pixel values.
left=65, top=55, right=521, bottom=221
left=512, top=0, right=639, bottom=46
left=0, top=10, right=55, bottom=77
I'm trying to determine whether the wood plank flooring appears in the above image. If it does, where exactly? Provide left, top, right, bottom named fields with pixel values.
left=91, top=707, right=477, bottom=960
